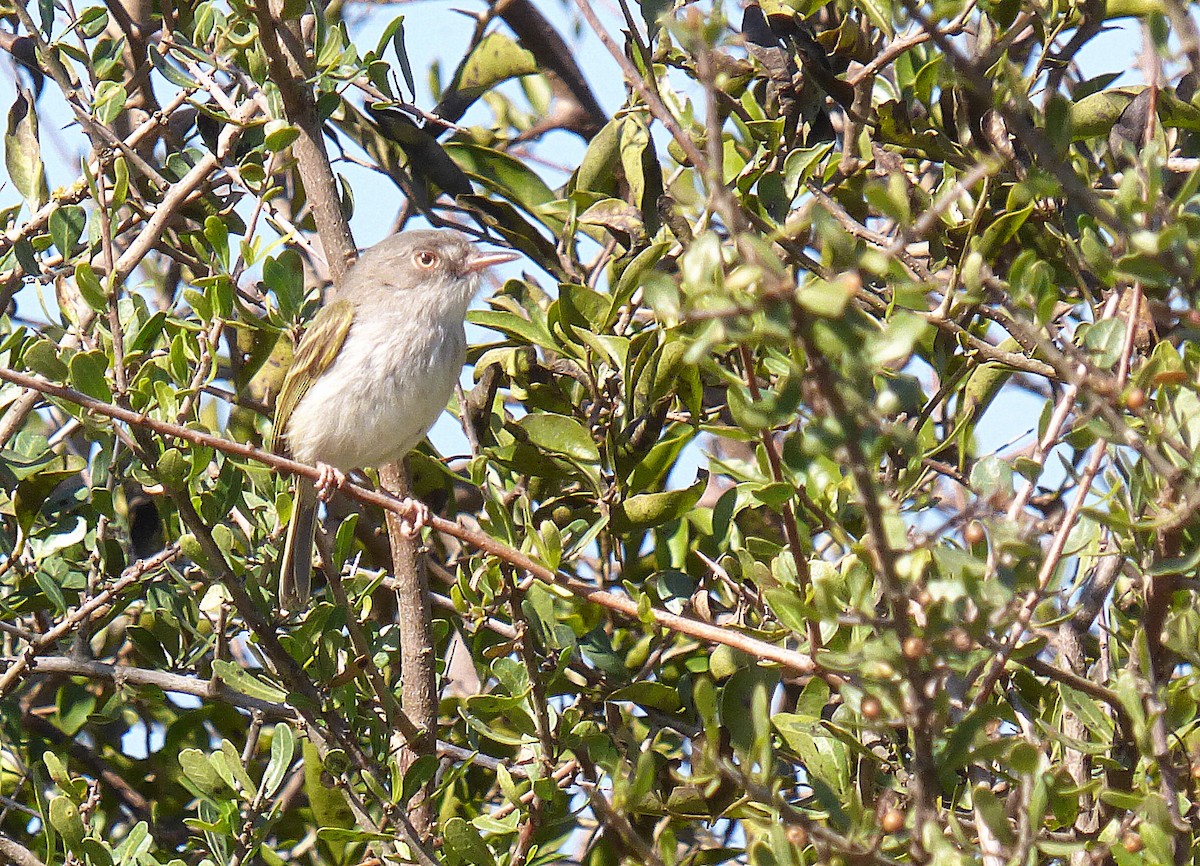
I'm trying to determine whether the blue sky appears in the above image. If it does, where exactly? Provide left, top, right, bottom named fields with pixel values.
left=0, top=4, right=1149, bottom=467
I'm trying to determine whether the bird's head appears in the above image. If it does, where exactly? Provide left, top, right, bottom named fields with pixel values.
left=344, top=230, right=519, bottom=311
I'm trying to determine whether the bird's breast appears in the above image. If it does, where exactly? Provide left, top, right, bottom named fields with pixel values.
left=285, top=314, right=466, bottom=470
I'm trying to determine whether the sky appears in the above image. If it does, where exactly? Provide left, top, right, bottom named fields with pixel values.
left=0, top=5, right=1149, bottom=472
left=0, top=0, right=1153, bottom=763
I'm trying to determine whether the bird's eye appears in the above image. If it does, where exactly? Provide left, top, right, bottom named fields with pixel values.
left=414, top=250, right=439, bottom=269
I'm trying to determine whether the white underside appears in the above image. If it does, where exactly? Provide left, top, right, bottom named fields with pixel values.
left=285, top=309, right=466, bottom=470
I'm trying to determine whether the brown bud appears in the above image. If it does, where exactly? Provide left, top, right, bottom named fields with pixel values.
left=902, top=636, right=928, bottom=660
left=949, top=628, right=972, bottom=652
left=880, top=808, right=905, bottom=834
left=1122, top=833, right=1143, bottom=853
left=861, top=696, right=883, bottom=719
left=964, top=521, right=986, bottom=545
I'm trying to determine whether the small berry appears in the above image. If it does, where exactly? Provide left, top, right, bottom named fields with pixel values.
left=1124, top=387, right=1146, bottom=410
left=880, top=809, right=905, bottom=834
left=786, top=825, right=809, bottom=846
left=902, top=636, right=928, bottom=659
left=949, top=628, right=972, bottom=652
left=861, top=696, right=883, bottom=719
left=1121, top=832, right=1143, bottom=853
left=964, top=521, right=986, bottom=545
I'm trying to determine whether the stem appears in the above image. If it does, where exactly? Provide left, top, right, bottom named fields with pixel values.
left=0, top=366, right=822, bottom=677
left=737, top=345, right=819, bottom=652
left=379, top=461, right=439, bottom=836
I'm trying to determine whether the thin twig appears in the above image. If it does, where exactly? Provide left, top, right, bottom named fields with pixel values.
left=0, top=366, right=820, bottom=676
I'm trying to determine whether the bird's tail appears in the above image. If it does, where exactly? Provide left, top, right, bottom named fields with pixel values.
left=279, top=479, right=317, bottom=611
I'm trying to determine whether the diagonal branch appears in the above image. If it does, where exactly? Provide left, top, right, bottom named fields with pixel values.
left=0, top=366, right=819, bottom=677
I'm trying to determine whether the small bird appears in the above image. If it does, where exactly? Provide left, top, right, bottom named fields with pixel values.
left=271, top=230, right=518, bottom=610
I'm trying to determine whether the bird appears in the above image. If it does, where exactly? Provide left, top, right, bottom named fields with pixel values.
left=271, top=230, right=518, bottom=611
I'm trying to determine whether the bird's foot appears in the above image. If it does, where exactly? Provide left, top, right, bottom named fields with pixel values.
left=398, top=498, right=431, bottom=537
left=314, top=463, right=347, bottom=502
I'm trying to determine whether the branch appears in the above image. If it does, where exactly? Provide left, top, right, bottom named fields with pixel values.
left=499, top=0, right=606, bottom=137
left=7, top=0, right=169, bottom=191
left=737, top=345, right=819, bottom=652
left=250, top=0, right=356, bottom=277
left=0, top=544, right=181, bottom=697
left=571, top=0, right=709, bottom=173
left=0, top=834, right=45, bottom=866
left=0, top=366, right=818, bottom=676
left=16, top=654, right=574, bottom=786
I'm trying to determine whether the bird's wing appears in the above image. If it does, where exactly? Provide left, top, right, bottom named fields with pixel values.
left=270, top=299, right=356, bottom=454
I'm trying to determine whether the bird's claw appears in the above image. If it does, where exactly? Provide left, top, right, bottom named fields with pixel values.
left=399, top=498, right=430, bottom=537
left=314, top=463, right=347, bottom=502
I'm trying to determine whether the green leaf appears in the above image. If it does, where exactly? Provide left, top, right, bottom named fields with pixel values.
left=93, top=80, right=127, bottom=125
left=113, top=820, right=151, bottom=866
left=212, top=738, right=256, bottom=796
left=518, top=413, right=600, bottom=463
left=533, top=518, right=563, bottom=570
left=389, top=16, right=417, bottom=99
left=204, top=214, right=229, bottom=271
left=43, top=751, right=76, bottom=791
left=764, top=586, right=811, bottom=636
left=609, top=681, right=682, bottom=712
left=444, top=816, right=498, bottom=866
left=77, top=7, right=109, bottom=38
left=49, top=795, right=85, bottom=849
left=317, top=827, right=397, bottom=843
left=68, top=350, right=110, bottom=401
left=978, top=203, right=1033, bottom=259
left=13, top=467, right=80, bottom=534
left=579, top=198, right=646, bottom=239
left=5, top=88, right=47, bottom=208
left=263, top=248, right=306, bottom=317
left=970, top=454, right=1012, bottom=498
left=178, top=749, right=226, bottom=795
left=211, top=659, right=288, bottom=703
left=784, top=142, right=835, bottom=198
left=400, top=754, right=439, bottom=805
left=853, top=0, right=893, bottom=36
left=156, top=447, right=189, bottom=488
left=148, top=44, right=196, bottom=88
left=1062, top=86, right=1200, bottom=139
left=639, top=0, right=672, bottom=34
left=612, top=479, right=705, bottom=533
left=75, top=262, right=107, bottom=311
left=23, top=338, right=68, bottom=380
left=446, top=142, right=555, bottom=212
left=34, top=569, right=68, bottom=614
left=80, top=839, right=114, bottom=866
left=796, top=275, right=855, bottom=318
left=469, top=308, right=558, bottom=350
left=1081, top=318, right=1125, bottom=368
left=260, top=723, right=295, bottom=799
left=439, top=33, right=537, bottom=120
left=625, top=424, right=697, bottom=492
left=303, top=740, right=356, bottom=833
left=574, top=119, right=621, bottom=196
left=973, top=785, right=1016, bottom=844
left=263, top=119, right=300, bottom=152
left=619, top=112, right=652, bottom=213
left=49, top=204, right=86, bottom=258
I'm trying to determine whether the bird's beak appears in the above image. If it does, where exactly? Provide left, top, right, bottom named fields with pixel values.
left=466, top=250, right=520, bottom=272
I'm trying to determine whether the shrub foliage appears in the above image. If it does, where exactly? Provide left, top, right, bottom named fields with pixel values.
left=0, top=0, right=1199, bottom=863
